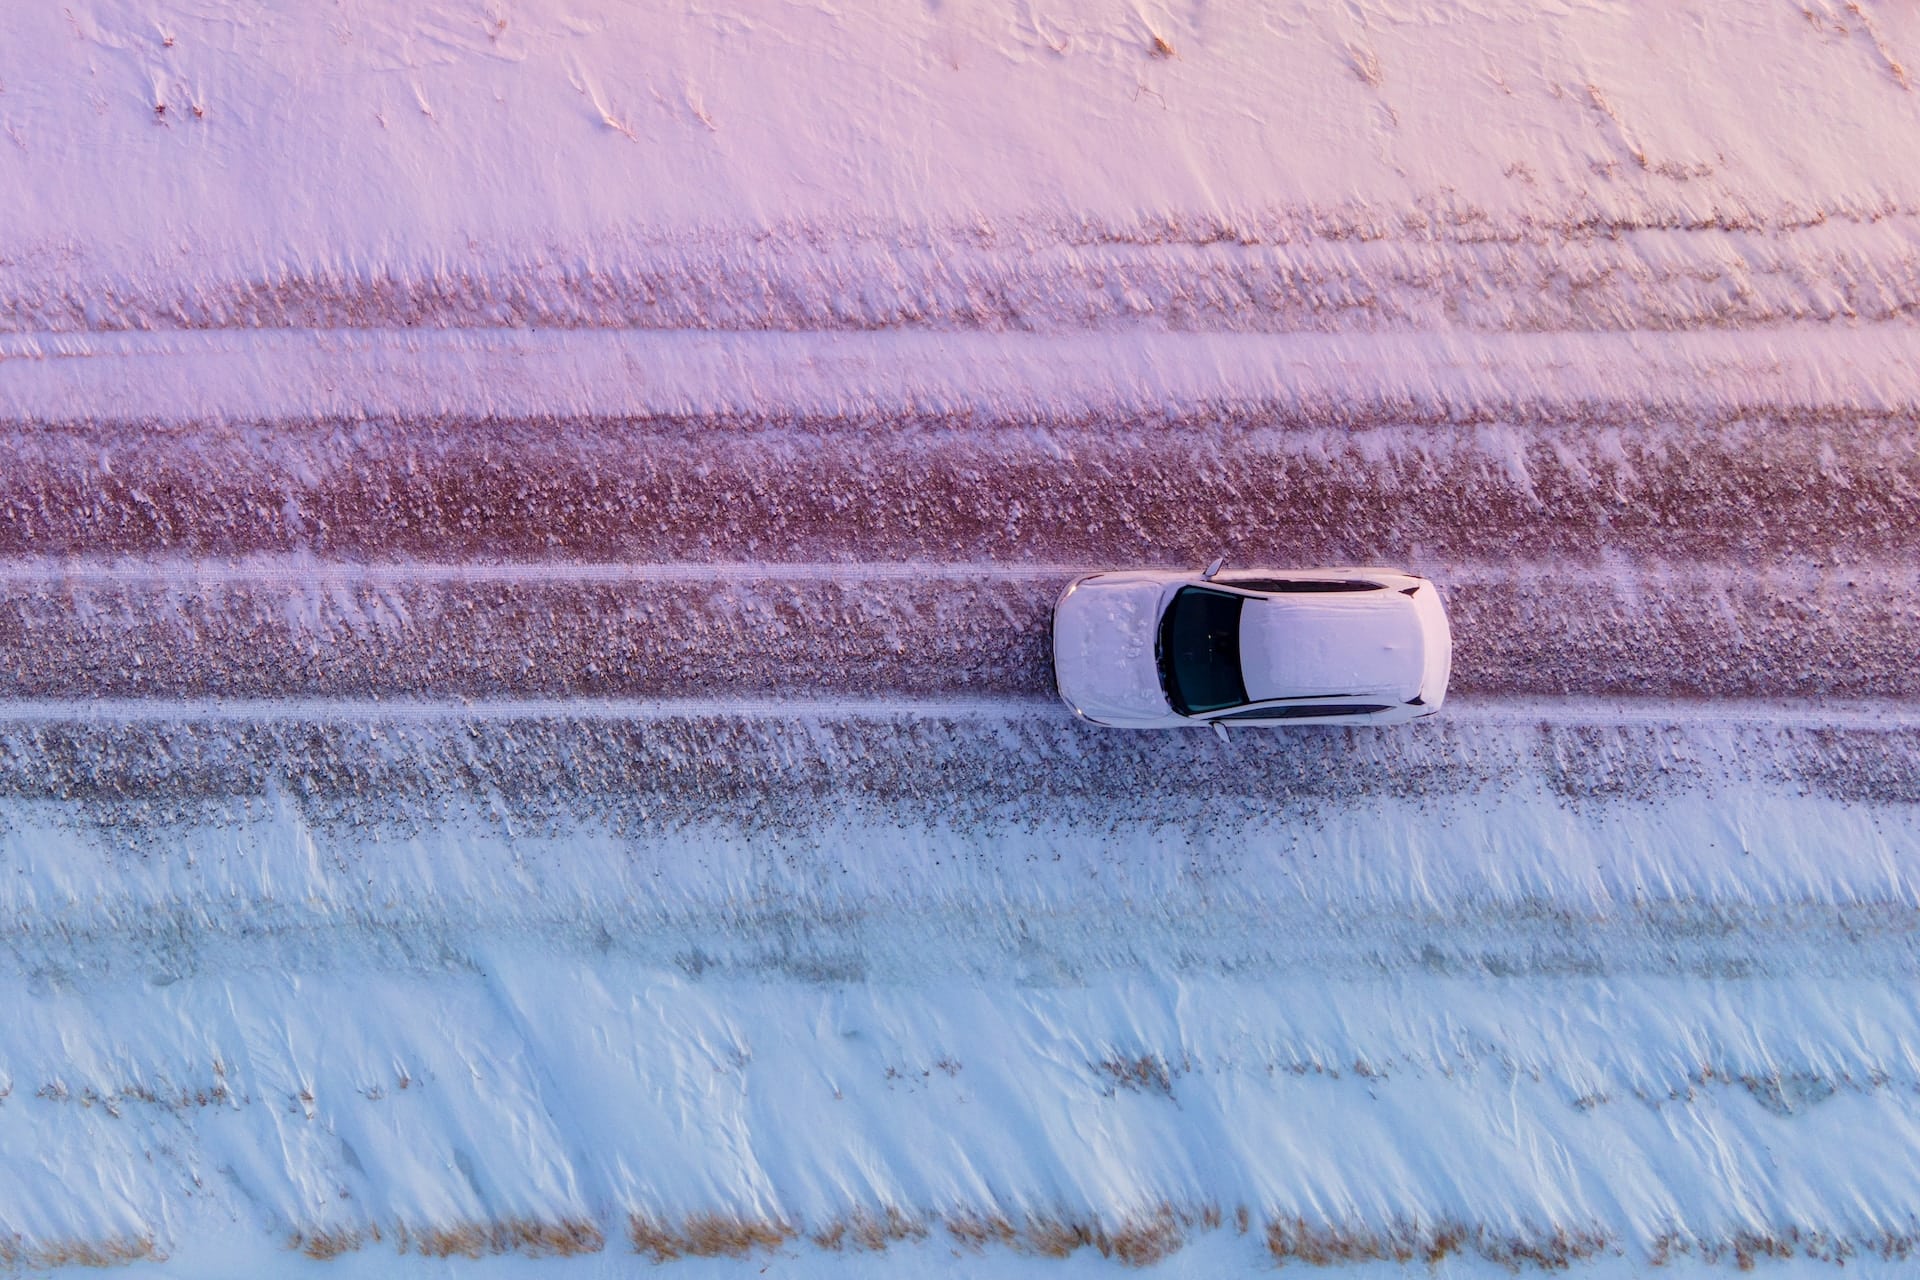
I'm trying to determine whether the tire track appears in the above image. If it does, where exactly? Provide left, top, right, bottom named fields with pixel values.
left=4, top=410, right=1916, bottom=563
left=1, top=560, right=1914, bottom=700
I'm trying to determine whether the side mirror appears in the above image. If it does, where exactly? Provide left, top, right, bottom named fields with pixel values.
left=1211, top=721, right=1229, bottom=743
left=1203, top=554, right=1227, bottom=580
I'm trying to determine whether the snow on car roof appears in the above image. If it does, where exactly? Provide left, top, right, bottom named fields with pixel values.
left=1238, top=591, right=1425, bottom=703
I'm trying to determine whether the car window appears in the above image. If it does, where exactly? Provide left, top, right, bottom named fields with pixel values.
left=1224, top=578, right=1384, bottom=594
left=1157, top=586, right=1249, bottom=715
left=1216, top=703, right=1391, bottom=722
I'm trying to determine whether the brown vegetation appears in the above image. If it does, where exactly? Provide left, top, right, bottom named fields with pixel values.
left=944, top=1210, right=1020, bottom=1251
left=0, top=1234, right=159, bottom=1268
left=943, top=1202, right=1212, bottom=1267
left=42, top=1210, right=1920, bottom=1271
left=1648, top=1224, right=1920, bottom=1269
left=287, top=1227, right=366, bottom=1260
left=627, top=1211, right=795, bottom=1261
left=397, top=1216, right=603, bottom=1258
left=1265, top=1216, right=1612, bottom=1269
left=1092, top=1052, right=1185, bottom=1097
left=811, top=1205, right=927, bottom=1252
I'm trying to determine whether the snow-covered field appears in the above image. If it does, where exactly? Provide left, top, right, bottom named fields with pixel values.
left=3, top=0, right=1920, bottom=1275
left=5, top=700, right=1920, bottom=1276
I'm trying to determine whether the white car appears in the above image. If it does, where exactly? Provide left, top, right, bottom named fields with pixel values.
left=1051, top=565, right=1451, bottom=729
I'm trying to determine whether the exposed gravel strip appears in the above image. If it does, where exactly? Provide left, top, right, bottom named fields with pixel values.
left=0, top=576, right=1054, bottom=699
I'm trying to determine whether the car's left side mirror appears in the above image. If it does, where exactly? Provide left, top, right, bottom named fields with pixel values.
left=1211, top=721, right=1229, bottom=743
left=1203, top=554, right=1227, bottom=580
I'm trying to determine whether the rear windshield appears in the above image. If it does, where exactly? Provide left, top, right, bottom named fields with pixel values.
left=1157, top=586, right=1249, bottom=715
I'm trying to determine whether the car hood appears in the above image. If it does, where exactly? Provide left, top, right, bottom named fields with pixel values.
left=1052, top=577, right=1173, bottom=723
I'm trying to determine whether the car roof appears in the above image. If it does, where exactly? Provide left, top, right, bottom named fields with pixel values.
left=1237, top=590, right=1425, bottom=702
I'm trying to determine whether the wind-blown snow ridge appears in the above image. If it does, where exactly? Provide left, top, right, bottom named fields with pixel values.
left=4, top=329, right=1920, bottom=425
left=12, top=210, right=1920, bottom=337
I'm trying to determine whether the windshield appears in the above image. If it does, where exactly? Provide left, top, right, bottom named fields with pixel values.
left=1156, top=586, right=1249, bottom=715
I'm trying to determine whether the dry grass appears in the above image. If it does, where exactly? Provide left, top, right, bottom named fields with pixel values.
left=398, top=1217, right=603, bottom=1259
left=1843, top=1, right=1912, bottom=90
left=944, top=1203, right=1210, bottom=1267
left=1345, top=42, right=1384, bottom=87
left=1484, top=1226, right=1612, bottom=1271
left=627, top=1211, right=795, bottom=1261
left=288, top=1226, right=367, bottom=1260
left=1092, top=1052, right=1185, bottom=1097
left=944, top=1210, right=1019, bottom=1252
left=1266, top=1215, right=1437, bottom=1266
left=1102, top=1206, right=1191, bottom=1267
left=1023, top=1215, right=1099, bottom=1258
left=0, top=1234, right=159, bottom=1268
left=271, top=1209, right=1920, bottom=1272
left=262, top=1208, right=1920, bottom=1271
left=1649, top=1224, right=1920, bottom=1269
left=811, top=1205, right=927, bottom=1252
left=35, top=1074, right=232, bottom=1116
left=1266, top=1216, right=1611, bottom=1269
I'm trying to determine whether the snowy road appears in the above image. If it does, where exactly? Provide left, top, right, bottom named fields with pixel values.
left=4, top=330, right=1919, bottom=711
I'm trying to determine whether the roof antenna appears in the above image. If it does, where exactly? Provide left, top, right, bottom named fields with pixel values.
left=1202, top=553, right=1228, bottom=581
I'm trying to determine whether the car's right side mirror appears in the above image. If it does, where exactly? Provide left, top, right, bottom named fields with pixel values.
left=1211, top=721, right=1229, bottom=743
left=1203, top=554, right=1227, bottom=580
